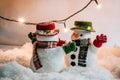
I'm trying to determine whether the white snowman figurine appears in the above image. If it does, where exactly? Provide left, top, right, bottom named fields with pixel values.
left=66, top=21, right=107, bottom=67
left=28, top=22, right=76, bottom=73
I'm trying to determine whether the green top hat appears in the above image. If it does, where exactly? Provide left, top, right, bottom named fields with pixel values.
left=71, top=21, right=95, bottom=32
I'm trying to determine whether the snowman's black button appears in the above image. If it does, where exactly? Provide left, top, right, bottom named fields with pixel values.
left=80, top=34, right=83, bottom=37
left=71, top=54, right=76, bottom=59
left=71, top=62, right=76, bottom=66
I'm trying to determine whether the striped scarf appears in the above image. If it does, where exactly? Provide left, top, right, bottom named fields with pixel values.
left=32, top=41, right=58, bottom=70
left=36, top=41, right=58, bottom=48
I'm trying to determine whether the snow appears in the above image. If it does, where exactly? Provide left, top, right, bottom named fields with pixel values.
left=0, top=43, right=33, bottom=67
left=31, top=47, right=65, bottom=73
left=0, top=43, right=120, bottom=79
left=0, top=61, right=114, bottom=80
left=98, top=47, right=120, bottom=79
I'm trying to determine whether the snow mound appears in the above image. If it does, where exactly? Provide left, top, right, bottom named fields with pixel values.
left=0, top=43, right=33, bottom=67
left=0, top=61, right=114, bottom=80
left=98, top=47, right=120, bottom=79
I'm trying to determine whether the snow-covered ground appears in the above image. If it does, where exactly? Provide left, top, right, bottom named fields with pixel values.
left=0, top=61, right=114, bottom=80
left=0, top=43, right=33, bottom=67
left=0, top=43, right=120, bottom=80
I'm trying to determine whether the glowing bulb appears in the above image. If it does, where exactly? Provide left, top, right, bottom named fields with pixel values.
left=97, top=4, right=102, bottom=9
left=64, top=28, right=68, bottom=32
left=18, top=18, right=25, bottom=23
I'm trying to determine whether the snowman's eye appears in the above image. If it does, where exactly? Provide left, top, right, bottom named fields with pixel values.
left=80, top=34, right=83, bottom=36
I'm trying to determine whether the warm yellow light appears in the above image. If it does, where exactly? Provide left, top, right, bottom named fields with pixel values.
left=18, top=18, right=25, bottom=23
left=64, top=28, right=68, bottom=32
left=97, top=4, right=102, bottom=9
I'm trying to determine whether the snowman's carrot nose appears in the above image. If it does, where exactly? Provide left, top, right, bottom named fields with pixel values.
left=74, top=33, right=79, bottom=39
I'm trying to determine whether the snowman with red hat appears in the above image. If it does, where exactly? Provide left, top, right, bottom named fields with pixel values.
left=28, top=22, right=76, bottom=73
left=66, top=21, right=107, bottom=67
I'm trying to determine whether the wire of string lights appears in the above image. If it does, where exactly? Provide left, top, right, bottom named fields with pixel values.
left=0, top=0, right=100, bottom=28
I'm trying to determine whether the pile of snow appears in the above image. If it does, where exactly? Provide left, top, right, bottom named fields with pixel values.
left=0, top=61, right=114, bottom=80
left=98, top=47, right=120, bottom=79
left=0, top=43, right=33, bottom=67
left=1, top=42, right=120, bottom=79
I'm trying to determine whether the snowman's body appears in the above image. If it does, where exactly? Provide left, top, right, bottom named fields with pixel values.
left=29, top=22, right=76, bottom=73
left=66, top=21, right=107, bottom=67
left=30, top=47, right=65, bottom=73
left=67, top=30, right=98, bottom=67
left=68, top=43, right=98, bottom=67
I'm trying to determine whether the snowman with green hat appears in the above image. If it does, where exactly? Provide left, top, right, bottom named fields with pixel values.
left=66, top=21, right=107, bottom=67
left=28, top=22, right=76, bottom=73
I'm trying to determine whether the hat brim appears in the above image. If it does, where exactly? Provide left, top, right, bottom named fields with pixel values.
left=37, top=29, right=59, bottom=36
left=71, top=27, right=95, bottom=32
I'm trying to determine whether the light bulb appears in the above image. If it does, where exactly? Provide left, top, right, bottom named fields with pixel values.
left=18, top=18, right=25, bottom=23
left=97, top=4, right=102, bottom=9
left=64, top=28, right=68, bottom=32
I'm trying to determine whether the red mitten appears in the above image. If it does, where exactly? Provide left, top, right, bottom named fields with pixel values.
left=57, top=38, right=66, bottom=46
left=93, top=34, right=107, bottom=48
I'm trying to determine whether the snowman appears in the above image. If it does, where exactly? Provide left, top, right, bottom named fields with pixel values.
left=66, top=21, right=107, bottom=67
left=28, top=22, right=76, bottom=73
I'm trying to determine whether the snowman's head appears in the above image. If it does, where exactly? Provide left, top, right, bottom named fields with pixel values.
left=71, top=29, right=91, bottom=40
left=71, top=21, right=95, bottom=40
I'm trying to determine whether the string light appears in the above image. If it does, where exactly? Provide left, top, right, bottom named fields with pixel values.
left=64, top=28, right=68, bottom=32
left=50, top=0, right=100, bottom=29
left=97, top=4, right=102, bottom=9
left=18, top=18, right=25, bottom=23
left=0, top=0, right=99, bottom=28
